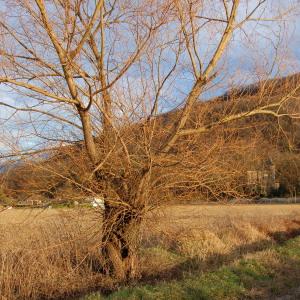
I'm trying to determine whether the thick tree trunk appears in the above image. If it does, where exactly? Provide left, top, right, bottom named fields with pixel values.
left=101, top=203, right=140, bottom=281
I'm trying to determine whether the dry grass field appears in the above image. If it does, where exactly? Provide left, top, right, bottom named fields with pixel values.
left=1, top=204, right=300, bottom=299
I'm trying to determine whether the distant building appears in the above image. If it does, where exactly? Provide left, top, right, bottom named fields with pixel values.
left=22, top=195, right=43, bottom=206
left=246, top=159, right=279, bottom=196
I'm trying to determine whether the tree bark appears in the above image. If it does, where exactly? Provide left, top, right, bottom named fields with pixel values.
left=101, top=203, right=140, bottom=281
left=78, top=109, right=98, bottom=164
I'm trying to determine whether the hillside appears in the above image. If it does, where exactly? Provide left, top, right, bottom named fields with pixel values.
left=1, top=74, right=300, bottom=204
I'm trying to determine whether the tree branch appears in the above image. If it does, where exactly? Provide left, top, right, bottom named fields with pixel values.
left=0, top=77, right=79, bottom=104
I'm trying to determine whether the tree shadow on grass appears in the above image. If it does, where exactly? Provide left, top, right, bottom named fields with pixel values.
left=139, top=220, right=300, bottom=285
left=67, top=221, right=300, bottom=300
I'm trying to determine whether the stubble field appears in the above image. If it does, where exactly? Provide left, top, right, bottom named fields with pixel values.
left=1, top=204, right=300, bottom=299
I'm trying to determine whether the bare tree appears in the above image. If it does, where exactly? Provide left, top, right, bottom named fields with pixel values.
left=0, top=0, right=299, bottom=280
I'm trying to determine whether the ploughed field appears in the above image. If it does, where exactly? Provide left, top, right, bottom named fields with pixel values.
left=1, top=204, right=300, bottom=299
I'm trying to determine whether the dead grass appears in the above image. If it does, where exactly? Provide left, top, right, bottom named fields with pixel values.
left=0, top=204, right=300, bottom=299
left=140, top=204, right=300, bottom=276
left=0, top=208, right=111, bottom=300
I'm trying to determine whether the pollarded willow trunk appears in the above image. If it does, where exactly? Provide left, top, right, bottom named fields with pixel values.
left=101, top=202, right=142, bottom=281
left=99, top=166, right=152, bottom=281
left=79, top=108, right=138, bottom=280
